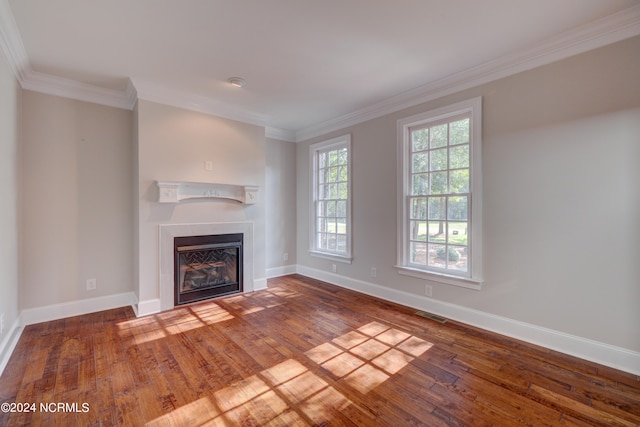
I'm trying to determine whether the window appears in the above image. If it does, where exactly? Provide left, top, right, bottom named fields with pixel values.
left=310, top=135, right=352, bottom=262
left=397, top=98, right=482, bottom=289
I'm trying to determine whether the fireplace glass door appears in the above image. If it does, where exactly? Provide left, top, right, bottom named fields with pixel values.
left=174, top=233, right=243, bottom=305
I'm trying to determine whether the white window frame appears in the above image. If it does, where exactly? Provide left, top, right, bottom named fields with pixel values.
left=309, top=134, right=353, bottom=263
left=396, top=97, right=483, bottom=289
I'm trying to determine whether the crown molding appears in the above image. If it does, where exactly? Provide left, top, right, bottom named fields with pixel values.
left=131, top=78, right=269, bottom=128
left=0, top=0, right=28, bottom=80
left=2, top=0, right=639, bottom=141
left=295, top=4, right=640, bottom=142
left=20, top=69, right=136, bottom=110
left=265, top=126, right=296, bottom=142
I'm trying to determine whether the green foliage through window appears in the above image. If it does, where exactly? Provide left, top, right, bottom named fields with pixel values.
left=408, top=116, right=471, bottom=273
left=313, top=141, right=350, bottom=256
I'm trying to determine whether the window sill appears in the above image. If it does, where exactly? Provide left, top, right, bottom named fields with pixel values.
left=310, top=251, right=353, bottom=264
left=395, top=265, right=482, bottom=290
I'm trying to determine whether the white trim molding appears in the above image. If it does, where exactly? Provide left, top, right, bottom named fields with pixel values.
left=132, top=78, right=269, bottom=127
left=158, top=222, right=256, bottom=312
left=396, top=97, right=483, bottom=287
left=0, top=317, right=21, bottom=377
left=0, top=0, right=28, bottom=80
left=308, top=134, right=353, bottom=260
left=20, top=292, right=137, bottom=326
left=135, top=298, right=161, bottom=318
left=294, top=266, right=640, bottom=376
left=2, top=0, right=638, bottom=141
left=156, top=181, right=259, bottom=204
left=1, top=292, right=136, bottom=376
left=265, top=126, right=296, bottom=142
left=266, top=264, right=297, bottom=278
left=253, top=277, right=268, bottom=291
left=20, top=69, right=136, bottom=110
left=294, top=4, right=640, bottom=142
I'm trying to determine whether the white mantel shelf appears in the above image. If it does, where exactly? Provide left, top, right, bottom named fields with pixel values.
left=156, top=181, right=258, bottom=204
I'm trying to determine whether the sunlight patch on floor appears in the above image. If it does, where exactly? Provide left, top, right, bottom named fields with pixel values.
left=321, top=352, right=364, bottom=377
left=398, top=336, right=434, bottom=357
left=117, top=316, right=169, bottom=345
left=116, top=303, right=235, bottom=344
left=372, top=348, right=415, bottom=375
left=145, top=396, right=220, bottom=426
left=147, top=358, right=354, bottom=426
left=142, top=318, right=434, bottom=424
left=267, top=286, right=302, bottom=299
left=190, top=303, right=236, bottom=324
left=344, top=364, right=390, bottom=394
left=261, top=359, right=308, bottom=386
left=305, top=321, right=434, bottom=393
left=304, top=342, right=343, bottom=365
left=331, top=330, right=368, bottom=349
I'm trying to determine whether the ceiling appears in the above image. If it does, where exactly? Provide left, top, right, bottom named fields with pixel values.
left=3, top=0, right=640, bottom=140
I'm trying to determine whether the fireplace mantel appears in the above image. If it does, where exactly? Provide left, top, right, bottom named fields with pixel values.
left=156, top=181, right=258, bottom=204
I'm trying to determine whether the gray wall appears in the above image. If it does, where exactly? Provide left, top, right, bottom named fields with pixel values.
left=20, top=91, right=133, bottom=309
left=296, top=36, right=640, bottom=352
left=134, top=100, right=267, bottom=305
left=0, top=45, right=20, bottom=346
left=15, top=94, right=288, bottom=313
left=266, top=137, right=297, bottom=270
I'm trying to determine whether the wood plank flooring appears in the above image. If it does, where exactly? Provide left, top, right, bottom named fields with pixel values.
left=1, top=274, right=638, bottom=426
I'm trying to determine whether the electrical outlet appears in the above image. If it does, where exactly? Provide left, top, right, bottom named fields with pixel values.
left=204, top=160, right=214, bottom=171
left=371, top=267, right=377, bottom=277
left=283, top=252, right=289, bottom=262
left=425, top=284, right=433, bottom=297
left=86, top=278, right=97, bottom=291
left=331, top=264, right=337, bottom=273
left=0, top=314, right=4, bottom=334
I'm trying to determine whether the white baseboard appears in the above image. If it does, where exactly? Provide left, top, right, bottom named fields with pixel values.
left=136, top=298, right=161, bottom=317
left=136, top=277, right=268, bottom=317
left=21, top=292, right=137, bottom=326
left=253, top=277, right=268, bottom=291
left=5, top=268, right=638, bottom=377
left=2, top=291, right=137, bottom=377
left=266, top=264, right=297, bottom=278
left=296, top=265, right=640, bottom=376
left=0, top=317, right=22, bottom=377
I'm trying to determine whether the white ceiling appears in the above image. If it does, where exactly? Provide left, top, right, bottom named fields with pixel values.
left=3, top=0, right=640, bottom=140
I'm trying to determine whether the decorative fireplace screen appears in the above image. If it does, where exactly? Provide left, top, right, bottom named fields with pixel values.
left=174, top=233, right=243, bottom=305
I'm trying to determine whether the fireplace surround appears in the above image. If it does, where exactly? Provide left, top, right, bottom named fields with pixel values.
left=159, top=222, right=255, bottom=312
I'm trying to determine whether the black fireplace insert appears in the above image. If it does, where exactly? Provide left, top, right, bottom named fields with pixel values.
left=174, top=233, right=243, bottom=305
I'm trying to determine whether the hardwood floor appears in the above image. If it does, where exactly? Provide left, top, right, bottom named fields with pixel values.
left=1, top=274, right=638, bottom=426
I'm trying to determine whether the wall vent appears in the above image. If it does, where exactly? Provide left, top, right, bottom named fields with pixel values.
left=415, top=311, right=448, bottom=324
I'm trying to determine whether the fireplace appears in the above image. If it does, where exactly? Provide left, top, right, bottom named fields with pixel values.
left=156, top=222, right=256, bottom=314
left=174, top=233, right=243, bottom=305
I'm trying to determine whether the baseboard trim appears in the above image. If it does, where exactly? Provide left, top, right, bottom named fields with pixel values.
left=136, top=277, right=268, bottom=317
left=5, top=269, right=638, bottom=376
left=0, top=318, right=22, bottom=377
left=266, top=265, right=297, bottom=278
left=253, top=277, right=268, bottom=291
left=21, top=292, right=137, bottom=326
left=295, top=265, right=640, bottom=376
left=136, top=298, right=161, bottom=317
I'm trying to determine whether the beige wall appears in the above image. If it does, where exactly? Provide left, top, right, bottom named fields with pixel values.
left=0, top=46, right=20, bottom=344
left=16, top=95, right=273, bottom=313
left=20, top=91, right=133, bottom=309
left=296, top=36, right=640, bottom=352
left=135, top=100, right=267, bottom=305
left=265, top=137, right=297, bottom=270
